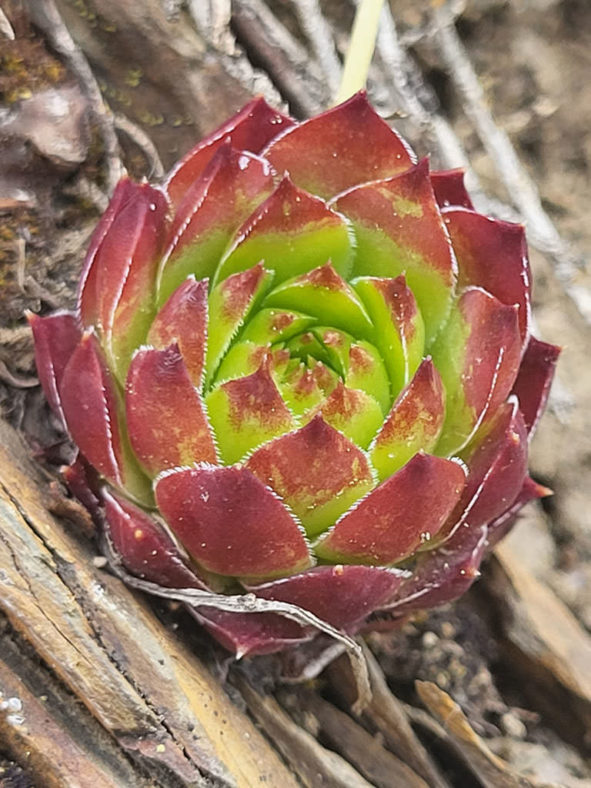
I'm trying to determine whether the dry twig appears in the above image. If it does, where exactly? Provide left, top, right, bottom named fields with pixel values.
left=26, top=0, right=123, bottom=195
left=431, top=4, right=590, bottom=325
left=114, top=114, right=165, bottom=180
left=289, top=0, right=342, bottom=98
left=232, top=0, right=327, bottom=115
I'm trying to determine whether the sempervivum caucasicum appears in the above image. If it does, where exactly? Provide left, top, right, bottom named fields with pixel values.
left=29, top=93, right=559, bottom=656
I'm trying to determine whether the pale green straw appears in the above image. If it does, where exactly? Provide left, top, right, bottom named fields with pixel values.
left=334, top=0, right=385, bottom=105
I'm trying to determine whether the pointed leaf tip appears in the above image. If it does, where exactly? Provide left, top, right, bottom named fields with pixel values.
left=215, top=176, right=354, bottom=287
left=155, top=464, right=311, bottom=579
left=316, top=453, right=466, bottom=565
left=166, top=97, right=294, bottom=208
left=246, top=416, right=375, bottom=536
left=148, top=277, right=208, bottom=388
left=264, top=91, right=415, bottom=199
left=206, top=360, right=296, bottom=464
left=103, top=488, right=206, bottom=589
left=125, top=344, right=217, bottom=476
left=28, top=311, right=81, bottom=424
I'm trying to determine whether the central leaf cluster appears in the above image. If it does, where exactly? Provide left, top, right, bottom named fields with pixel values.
left=204, top=261, right=401, bottom=467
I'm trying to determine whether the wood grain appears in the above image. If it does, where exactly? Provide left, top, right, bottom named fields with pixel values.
left=0, top=418, right=298, bottom=787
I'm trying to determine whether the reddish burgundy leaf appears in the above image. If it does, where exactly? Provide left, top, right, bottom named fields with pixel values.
left=27, top=310, right=81, bottom=424
left=443, top=208, right=531, bottom=343
left=486, top=476, right=552, bottom=549
left=247, top=565, right=404, bottom=631
left=60, top=332, right=150, bottom=502
left=192, top=608, right=307, bottom=657
left=61, top=454, right=101, bottom=519
left=430, top=169, right=474, bottom=210
left=370, top=358, right=445, bottom=480
left=60, top=332, right=125, bottom=482
left=245, top=416, right=375, bottom=536
left=442, top=398, right=528, bottom=542
left=166, top=97, right=294, bottom=208
left=126, top=345, right=217, bottom=476
left=148, top=277, right=208, bottom=388
left=511, top=335, right=561, bottom=436
left=462, top=291, right=522, bottom=420
left=98, top=185, right=168, bottom=377
left=103, top=488, right=207, bottom=589
left=386, top=523, right=489, bottom=614
left=315, top=453, right=467, bottom=565
left=155, top=465, right=312, bottom=579
left=433, top=287, right=522, bottom=456
left=335, top=159, right=456, bottom=342
left=264, top=91, right=414, bottom=199
left=78, top=178, right=137, bottom=326
left=158, top=145, right=275, bottom=303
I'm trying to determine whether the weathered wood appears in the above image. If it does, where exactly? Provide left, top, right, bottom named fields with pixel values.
left=0, top=625, right=147, bottom=788
left=236, top=676, right=374, bottom=788
left=327, top=648, right=450, bottom=788
left=282, top=689, right=429, bottom=788
left=483, top=543, right=591, bottom=751
left=416, top=681, right=539, bottom=788
left=0, top=417, right=298, bottom=787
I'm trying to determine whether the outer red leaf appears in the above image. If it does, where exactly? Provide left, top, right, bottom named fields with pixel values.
left=155, top=464, right=312, bottom=579
left=148, top=277, right=208, bottom=388
left=486, top=476, right=552, bottom=549
left=315, top=453, right=467, bottom=565
left=430, top=169, right=474, bottom=210
left=27, top=310, right=81, bottom=424
left=442, top=398, right=529, bottom=542
left=192, top=609, right=307, bottom=657
left=157, top=145, right=275, bottom=304
left=166, top=97, right=294, bottom=208
left=443, top=208, right=532, bottom=343
left=263, top=91, right=414, bottom=199
left=61, top=454, right=101, bottom=519
left=247, top=565, right=405, bottom=630
left=125, top=345, right=217, bottom=476
left=511, top=335, right=560, bottom=437
left=461, top=289, right=522, bottom=416
left=91, top=182, right=168, bottom=377
left=77, top=178, right=137, bottom=325
left=386, top=523, right=488, bottom=615
left=391, top=402, right=536, bottom=611
left=60, top=332, right=125, bottom=482
left=103, top=488, right=206, bottom=589
left=334, top=159, right=456, bottom=343
left=60, top=332, right=150, bottom=502
left=433, top=287, right=522, bottom=456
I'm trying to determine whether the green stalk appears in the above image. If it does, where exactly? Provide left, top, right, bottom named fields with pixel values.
left=334, top=0, right=385, bottom=105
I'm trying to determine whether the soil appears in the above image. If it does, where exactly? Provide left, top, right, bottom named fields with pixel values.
left=1, top=0, right=591, bottom=785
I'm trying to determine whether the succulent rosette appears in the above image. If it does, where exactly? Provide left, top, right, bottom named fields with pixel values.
left=30, top=93, right=559, bottom=656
